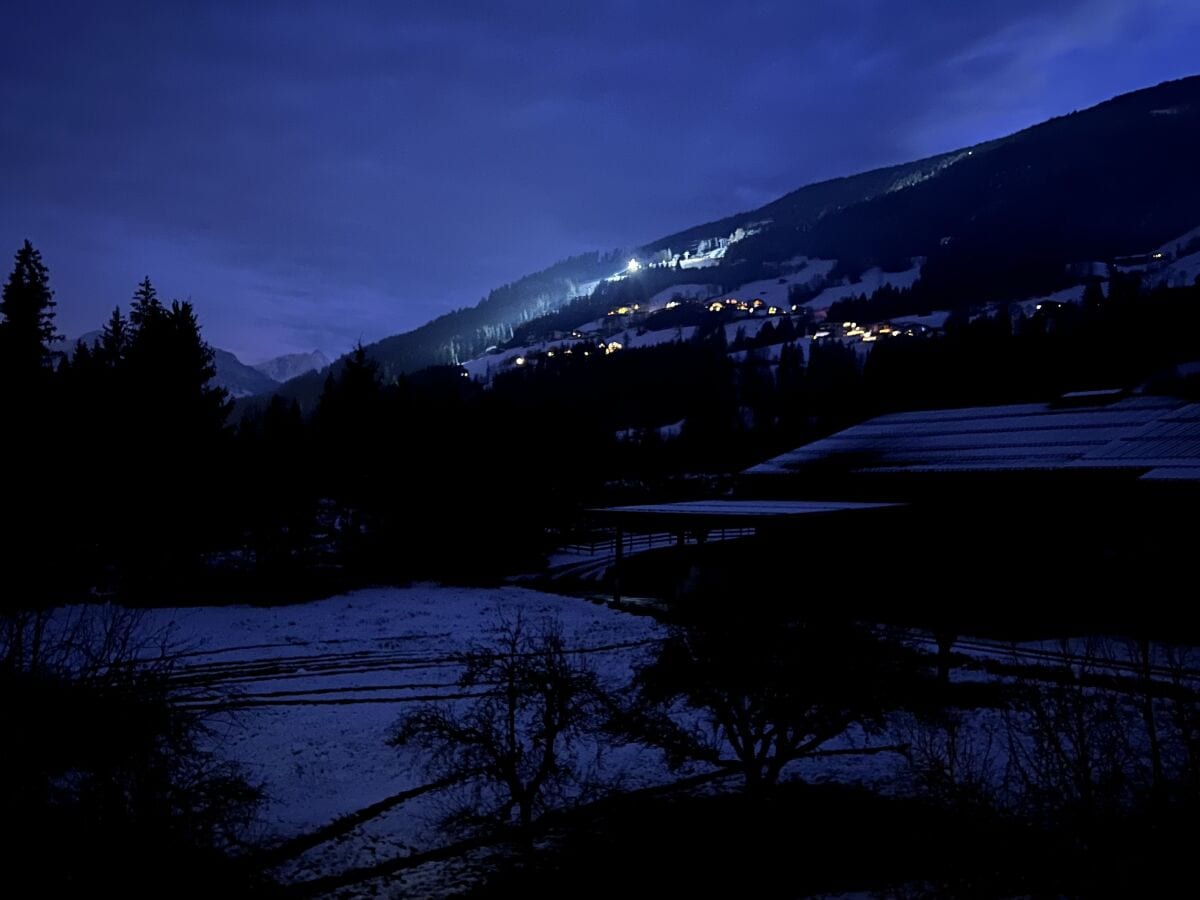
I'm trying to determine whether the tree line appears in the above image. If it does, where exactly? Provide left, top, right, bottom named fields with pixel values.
left=5, top=239, right=1200, bottom=606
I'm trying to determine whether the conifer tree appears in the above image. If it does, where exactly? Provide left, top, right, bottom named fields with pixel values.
left=128, top=277, right=164, bottom=332
left=0, top=240, right=60, bottom=377
left=99, top=306, right=131, bottom=367
left=162, top=299, right=230, bottom=440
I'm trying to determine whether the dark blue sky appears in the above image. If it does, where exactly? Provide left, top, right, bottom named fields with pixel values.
left=3, top=1, right=1198, bottom=362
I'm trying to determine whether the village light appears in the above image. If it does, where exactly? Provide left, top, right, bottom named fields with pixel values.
left=514, top=356, right=526, bottom=366
left=627, top=258, right=641, bottom=273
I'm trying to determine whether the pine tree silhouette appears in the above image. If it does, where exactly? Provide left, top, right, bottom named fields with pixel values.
left=0, top=240, right=60, bottom=378
left=99, top=306, right=131, bottom=367
left=128, top=276, right=164, bottom=332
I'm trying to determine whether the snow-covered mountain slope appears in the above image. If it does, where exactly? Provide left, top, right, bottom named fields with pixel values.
left=802, top=261, right=924, bottom=311
left=213, top=349, right=280, bottom=398
left=715, top=261, right=834, bottom=312
left=254, top=349, right=330, bottom=383
left=265, top=75, right=1200, bottom=412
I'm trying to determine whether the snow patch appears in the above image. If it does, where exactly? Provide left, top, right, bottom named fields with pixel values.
left=730, top=259, right=838, bottom=307
left=1146, top=250, right=1200, bottom=290
left=803, top=261, right=924, bottom=311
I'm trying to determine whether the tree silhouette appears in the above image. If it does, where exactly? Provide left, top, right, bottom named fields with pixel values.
left=128, top=276, right=164, bottom=332
left=0, top=240, right=60, bottom=379
left=163, top=299, right=230, bottom=440
left=391, top=613, right=606, bottom=836
left=99, top=305, right=131, bottom=367
left=627, top=619, right=918, bottom=791
left=0, top=241, right=64, bottom=606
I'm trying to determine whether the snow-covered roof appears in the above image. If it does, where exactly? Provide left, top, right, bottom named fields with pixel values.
left=593, top=499, right=901, bottom=522
left=745, top=395, right=1200, bottom=481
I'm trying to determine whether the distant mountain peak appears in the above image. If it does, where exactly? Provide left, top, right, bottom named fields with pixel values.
left=213, top=349, right=280, bottom=398
left=253, top=349, right=330, bottom=383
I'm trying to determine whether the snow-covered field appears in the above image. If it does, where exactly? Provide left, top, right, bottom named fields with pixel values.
left=138, top=584, right=1196, bottom=892
left=149, top=585, right=670, bottom=885
left=143, top=585, right=930, bottom=889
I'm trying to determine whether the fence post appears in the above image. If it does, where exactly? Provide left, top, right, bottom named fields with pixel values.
left=613, top=526, right=624, bottom=604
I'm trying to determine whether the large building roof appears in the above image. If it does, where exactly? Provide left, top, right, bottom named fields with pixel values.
left=591, top=499, right=901, bottom=528
left=745, top=394, right=1200, bottom=481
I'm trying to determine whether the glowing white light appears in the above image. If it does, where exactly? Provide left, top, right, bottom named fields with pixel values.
left=627, top=258, right=641, bottom=273
left=514, top=356, right=526, bottom=366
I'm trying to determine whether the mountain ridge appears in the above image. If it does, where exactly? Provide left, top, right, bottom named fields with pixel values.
left=266, top=74, right=1200, bottom=410
left=253, top=349, right=329, bottom=383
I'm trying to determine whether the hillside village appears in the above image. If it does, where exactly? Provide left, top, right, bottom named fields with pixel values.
left=460, top=219, right=1200, bottom=393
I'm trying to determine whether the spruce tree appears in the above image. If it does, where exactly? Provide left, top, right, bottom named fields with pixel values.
left=0, top=240, right=60, bottom=377
left=0, top=242, right=64, bottom=603
left=99, top=306, right=130, bottom=367
left=163, top=299, right=230, bottom=439
left=127, top=278, right=169, bottom=388
left=129, top=276, right=164, bottom=332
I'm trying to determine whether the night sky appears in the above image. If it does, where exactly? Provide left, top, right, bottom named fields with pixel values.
left=3, top=2, right=1199, bottom=362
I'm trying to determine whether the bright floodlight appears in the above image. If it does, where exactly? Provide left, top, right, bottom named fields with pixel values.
left=627, top=258, right=641, bottom=273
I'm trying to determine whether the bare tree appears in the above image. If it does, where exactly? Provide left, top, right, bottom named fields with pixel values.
left=391, top=612, right=606, bottom=836
left=2, top=603, right=262, bottom=893
left=1160, top=643, right=1200, bottom=796
left=897, top=710, right=1003, bottom=812
left=1003, top=638, right=1140, bottom=825
left=625, top=619, right=918, bottom=791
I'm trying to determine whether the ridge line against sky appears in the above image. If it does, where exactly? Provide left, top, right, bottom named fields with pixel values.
left=3, top=0, right=1199, bottom=362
